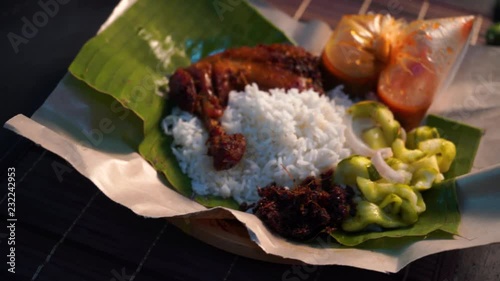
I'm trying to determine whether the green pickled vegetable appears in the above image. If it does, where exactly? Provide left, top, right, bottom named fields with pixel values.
left=418, top=139, right=457, bottom=173
left=362, top=127, right=389, bottom=149
left=342, top=201, right=408, bottom=232
left=379, top=193, right=403, bottom=215
left=334, top=156, right=380, bottom=186
left=406, top=126, right=440, bottom=149
left=410, top=167, right=444, bottom=191
left=410, top=155, right=441, bottom=173
left=348, top=101, right=401, bottom=145
left=342, top=177, right=426, bottom=232
left=392, top=138, right=425, bottom=163
left=356, top=177, right=425, bottom=214
left=386, top=157, right=411, bottom=171
left=390, top=153, right=445, bottom=188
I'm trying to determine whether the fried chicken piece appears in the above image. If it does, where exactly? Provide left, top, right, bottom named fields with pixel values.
left=253, top=170, right=354, bottom=241
left=169, top=44, right=324, bottom=170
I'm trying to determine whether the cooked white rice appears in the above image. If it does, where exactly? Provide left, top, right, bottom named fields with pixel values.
left=162, top=84, right=352, bottom=204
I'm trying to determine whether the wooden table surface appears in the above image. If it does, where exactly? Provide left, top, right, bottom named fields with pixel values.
left=1, top=0, right=499, bottom=280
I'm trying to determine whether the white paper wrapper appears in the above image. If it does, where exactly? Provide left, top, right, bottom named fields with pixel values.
left=4, top=0, right=500, bottom=273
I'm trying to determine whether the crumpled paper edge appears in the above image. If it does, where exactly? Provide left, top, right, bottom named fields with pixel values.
left=4, top=0, right=500, bottom=273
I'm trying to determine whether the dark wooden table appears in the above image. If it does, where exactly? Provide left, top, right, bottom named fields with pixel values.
left=1, top=0, right=497, bottom=280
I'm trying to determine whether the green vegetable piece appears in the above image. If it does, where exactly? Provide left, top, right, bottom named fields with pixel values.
left=406, top=126, right=440, bottom=149
left=399, top=200, right=421, bottom=225
left=392, top=138, right=425, bottom=163
left=356, top=177, right=425, bottom=213
left=334, top=156, right=380, bottom=186
left=342, top=201, right=408, bottom=232
left=426, top=114, right=482, bottom=178
left=410, top=167, right=444, bottom=191
left=367, top=165, right=381, bottom=181
left=345, top=177, right=427, bottom=232
left=379, top=193, right=403, bottom=215
left=418, top=139, right=457, bottom=173
left=362, top=127, right=389, bottom=149
left=386, top=157, right=411, bottom=171
left=348, top=101, right=401, bottom=145
left=410, top=155, right=441, bottom=173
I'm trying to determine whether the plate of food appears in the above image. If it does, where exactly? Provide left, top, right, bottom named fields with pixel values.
left=5, top=0, right=500, bottom=273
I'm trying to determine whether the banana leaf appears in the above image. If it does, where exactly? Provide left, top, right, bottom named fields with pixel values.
left=68, top=0, right=481, bottom=245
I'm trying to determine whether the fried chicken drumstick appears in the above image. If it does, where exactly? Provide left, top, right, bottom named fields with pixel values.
left=169, top=44, right=324, bottom=170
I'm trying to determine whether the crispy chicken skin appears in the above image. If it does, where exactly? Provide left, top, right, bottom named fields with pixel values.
left=169, top=44, right=324, bottom=170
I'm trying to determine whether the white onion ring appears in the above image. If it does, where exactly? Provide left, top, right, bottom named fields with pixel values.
left=345, top=115, right=409, bottom=183
left=377, top=147, right=393, bottom=159
left=345, top=116, right=393, bottom=159
left=345, top=116, right=377, bottom=157
left=372, top=149, right=407, bottom=183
